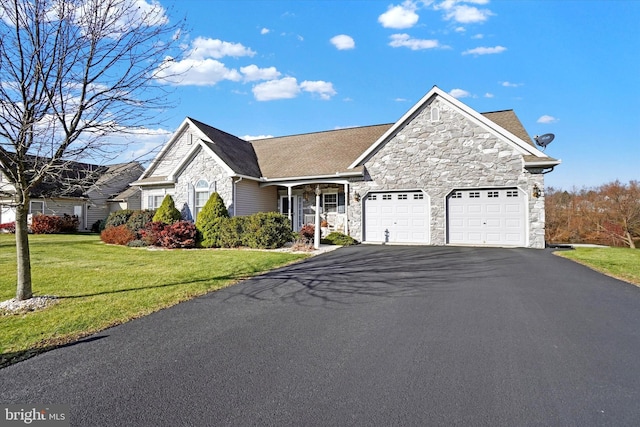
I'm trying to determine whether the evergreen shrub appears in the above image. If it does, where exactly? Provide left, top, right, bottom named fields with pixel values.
left=105, top=209, right=134, bottom=229
left=242, top=212, right=294, bottom=249
left=152, top=195, right=181, bottom=224
left=195, top=193, right=229, bottom=248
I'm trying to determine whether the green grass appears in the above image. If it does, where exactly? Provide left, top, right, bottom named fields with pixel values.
left=555, top=247, right=640, bottom=286
left=0, top=234, right=307, bottom=365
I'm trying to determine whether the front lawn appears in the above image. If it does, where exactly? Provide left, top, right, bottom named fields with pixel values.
left=555, top=247, right=640, bottom=286
left=0, top=234, right=307, bottom=366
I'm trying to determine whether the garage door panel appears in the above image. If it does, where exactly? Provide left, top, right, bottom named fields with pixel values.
left=448, top=188, right=525, bottom=246
left=364, top=191, right=430, bottom=244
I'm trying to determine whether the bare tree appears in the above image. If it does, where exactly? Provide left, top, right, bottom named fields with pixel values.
left=0, top=0, right=183, bottom=300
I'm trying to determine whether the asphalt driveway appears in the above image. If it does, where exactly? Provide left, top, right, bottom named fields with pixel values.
left=2, top=246, right=640, bottom=426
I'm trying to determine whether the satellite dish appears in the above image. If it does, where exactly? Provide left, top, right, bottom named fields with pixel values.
left=534, top=133, right=555, bottom=149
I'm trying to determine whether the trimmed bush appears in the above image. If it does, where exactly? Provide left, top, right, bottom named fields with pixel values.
left=195, top=193, right=230, bottom=248
left=153, top=195, right=181, bottom=225
left=139, top=221, right=166, bottom=247
left=299, top=224, right=315, bottom=242
left=0, top=222, right=16, bottom=233
left=127, top=239, right=147, bottom=248
left=31, top=214, right=61, bottom=234
left=100, top=225, right=136, bottom=245
left=126, top=210, right=156, bottom=237
left=91, top=219, right=106, bottom=233
left=218, top=217, right=246, bottom=248
left=159, top=220, right=197, bottom=249
left=105, top=209, right=134, bottom=229
left=59, top=214, right=79, bottom=233
left=321, top=232, right=358, bottom=246
left=242, top=212, right=295, bottom=249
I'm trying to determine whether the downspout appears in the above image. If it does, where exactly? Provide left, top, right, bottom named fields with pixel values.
left=287, top=185, right=293, bottom=229
left=233, top=177, right=243, bottom=217
left=344, top=182, right=349, bottom=236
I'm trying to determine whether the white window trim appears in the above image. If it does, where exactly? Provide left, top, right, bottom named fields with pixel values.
left=323, top=192, right=338, bottom=213
left=29, top=200, right=44, bottom=215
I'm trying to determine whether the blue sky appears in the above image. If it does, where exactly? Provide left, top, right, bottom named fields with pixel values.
left=126, top=0, right=639, bottom=190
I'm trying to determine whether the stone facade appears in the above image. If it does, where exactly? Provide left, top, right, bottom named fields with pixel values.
left=347, top=98, right=546, bottom=248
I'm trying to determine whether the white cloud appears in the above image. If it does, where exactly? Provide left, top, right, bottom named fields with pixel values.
left=449, top=88, right=471, bottom=98
left=389, top=33, right=439, bottom=50
left=500, top=81, right=522, bottom=87
left=462, top=45, right=506, bottom=55
left=156, top=58, right=241, bottom=86
left=260, top=28, right=270, bottom=35
left=378, top=1, right=420, bottom=29
left=472, top=33, right=484, bottom=39
left=240, top=65, right=281, bottom=82
left=445, top=5, right=492, bottom=23
left=484, top=92, right=494, bottom=98
left=253, top=77, right=301, bottom=101
left=537, top=115, right=558, bottom=124
left=188, top=37, right=256, bottom=60
left=300, top=80, right=337, bottom=100
left=455, top=27, right=466, bottom=33
left=330, top=34, right=355, bottom=50
left=395, top=98, right=409, bottom=102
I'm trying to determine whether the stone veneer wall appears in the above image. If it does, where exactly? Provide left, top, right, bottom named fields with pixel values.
left=347, top=98, right=546, bottom=248
left=174, top=148, right=234, bottom=215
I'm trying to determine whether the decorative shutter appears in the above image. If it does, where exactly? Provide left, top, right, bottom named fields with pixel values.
left=338, top=193, right=345, bottom=214
left=187, top=183, right=195, bottom=218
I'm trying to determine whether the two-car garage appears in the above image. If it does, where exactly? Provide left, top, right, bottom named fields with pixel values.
left=363, top=188, right=527, bottom=246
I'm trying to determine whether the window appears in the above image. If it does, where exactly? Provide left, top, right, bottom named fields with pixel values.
left=450, top=192, right=462, bottom=199
left=369, top=194, right=377, bottom=201
left=148, top=195, right=164, bottom=210
left=487, top=191, right=499, bottom=198
left=414, top=193, right=424, bottom=200
left=507, top=190, right=519, bottom=198
left=323, top=193, right=338, bottom=213
left=469, top=192, right=480, bottom=198
left=195, top=180, right=210, bottom=218
left=29, top=201, right=44, bottom=215
left=382, top=194, right=392, bottom=201
left=398, top=194, right=408, bottom=200
left=431, top=107, right=440, bottom=121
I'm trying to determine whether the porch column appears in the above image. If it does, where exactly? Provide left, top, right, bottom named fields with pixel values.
left=344, top=182, right=349, bottom=236
left=287, top=186, right=293, bottom=229
left=314, top=185, right=321, bottom=249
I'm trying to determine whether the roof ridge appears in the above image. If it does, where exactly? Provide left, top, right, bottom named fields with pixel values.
left=256, top=123, right=394, bottom=141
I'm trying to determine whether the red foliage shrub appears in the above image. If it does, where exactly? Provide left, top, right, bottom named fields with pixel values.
left=0, top=222, right=16, bottom=233
left=299, top=224, right=315, bottom=241
left=159, top=220, right=196, bottom=249
left=30, top=214, right=62, bottom=234
left=139, top=221, right=166, bottom=246
left=100, top=225, right=136, bottom=245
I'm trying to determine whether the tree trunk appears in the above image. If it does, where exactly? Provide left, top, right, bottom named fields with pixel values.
left=15, top=203, right=33, bottom=301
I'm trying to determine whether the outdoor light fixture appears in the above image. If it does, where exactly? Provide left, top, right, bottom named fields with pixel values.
left=354, top=192, right=361, bottom=202
left=532, top=184, right=543, bottom=198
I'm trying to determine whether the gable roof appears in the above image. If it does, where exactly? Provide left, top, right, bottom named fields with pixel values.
left=188, top=118, right=262, bottom=178
left=250, top=124, right=392, bottom=179
left=349, top=86, right=558, bottom=169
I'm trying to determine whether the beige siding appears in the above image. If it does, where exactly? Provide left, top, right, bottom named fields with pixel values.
left=234, top=180, right=277, bottom=216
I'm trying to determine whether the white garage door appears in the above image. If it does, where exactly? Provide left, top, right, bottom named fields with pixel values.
left=364, top=191, right=430, bottom=244
left=447, top=188, right=526, bottom=246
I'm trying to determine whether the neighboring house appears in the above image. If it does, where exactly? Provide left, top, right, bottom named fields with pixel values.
left=0, top=160, right=144, bottom=230
left=133, top=86, right=560, bottom=248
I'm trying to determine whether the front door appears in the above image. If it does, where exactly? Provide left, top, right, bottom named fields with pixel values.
left=280, top=195, right=302, bottom=231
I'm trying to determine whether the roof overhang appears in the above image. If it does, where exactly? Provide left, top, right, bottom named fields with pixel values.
left=259, top=171, right=363, bottom=187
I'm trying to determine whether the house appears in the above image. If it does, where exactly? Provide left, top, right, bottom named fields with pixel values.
left=133, top=86, right=560, bottom=248
left=0, top=160, right=144, bottom=230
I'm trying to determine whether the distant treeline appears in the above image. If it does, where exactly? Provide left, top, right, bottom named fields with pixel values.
left=545, top=180, right=640, bottom=248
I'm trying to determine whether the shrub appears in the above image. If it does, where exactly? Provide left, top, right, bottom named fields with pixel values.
left=242, top=212, right=295, bottom=249
left=0, top=222, right=16, bottom=233
left=321, top=232, right=359, bottom=246
left=195, top=193, right=230, bottom=248
left=100, top=225, right=136, bottom=245
left=139, top=221, right=166, bottom=246
left=218, top=217, right=246, bottom=248
left=153, top=195, right=181, bottom=225
left=105, top=209, right=134, bottom=229
left=59, top=214, right=79, bottom=233
left=30, top=214, right=61, bottom=234
left=91, top=219, right=106, bottom=233
left=127, top=239, right=147, bottom=248
left=299, top=224, right=315, bottom=242
left=159, top=220, right=197, bottom=249
left=126, top=210, right=155, bottom=237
